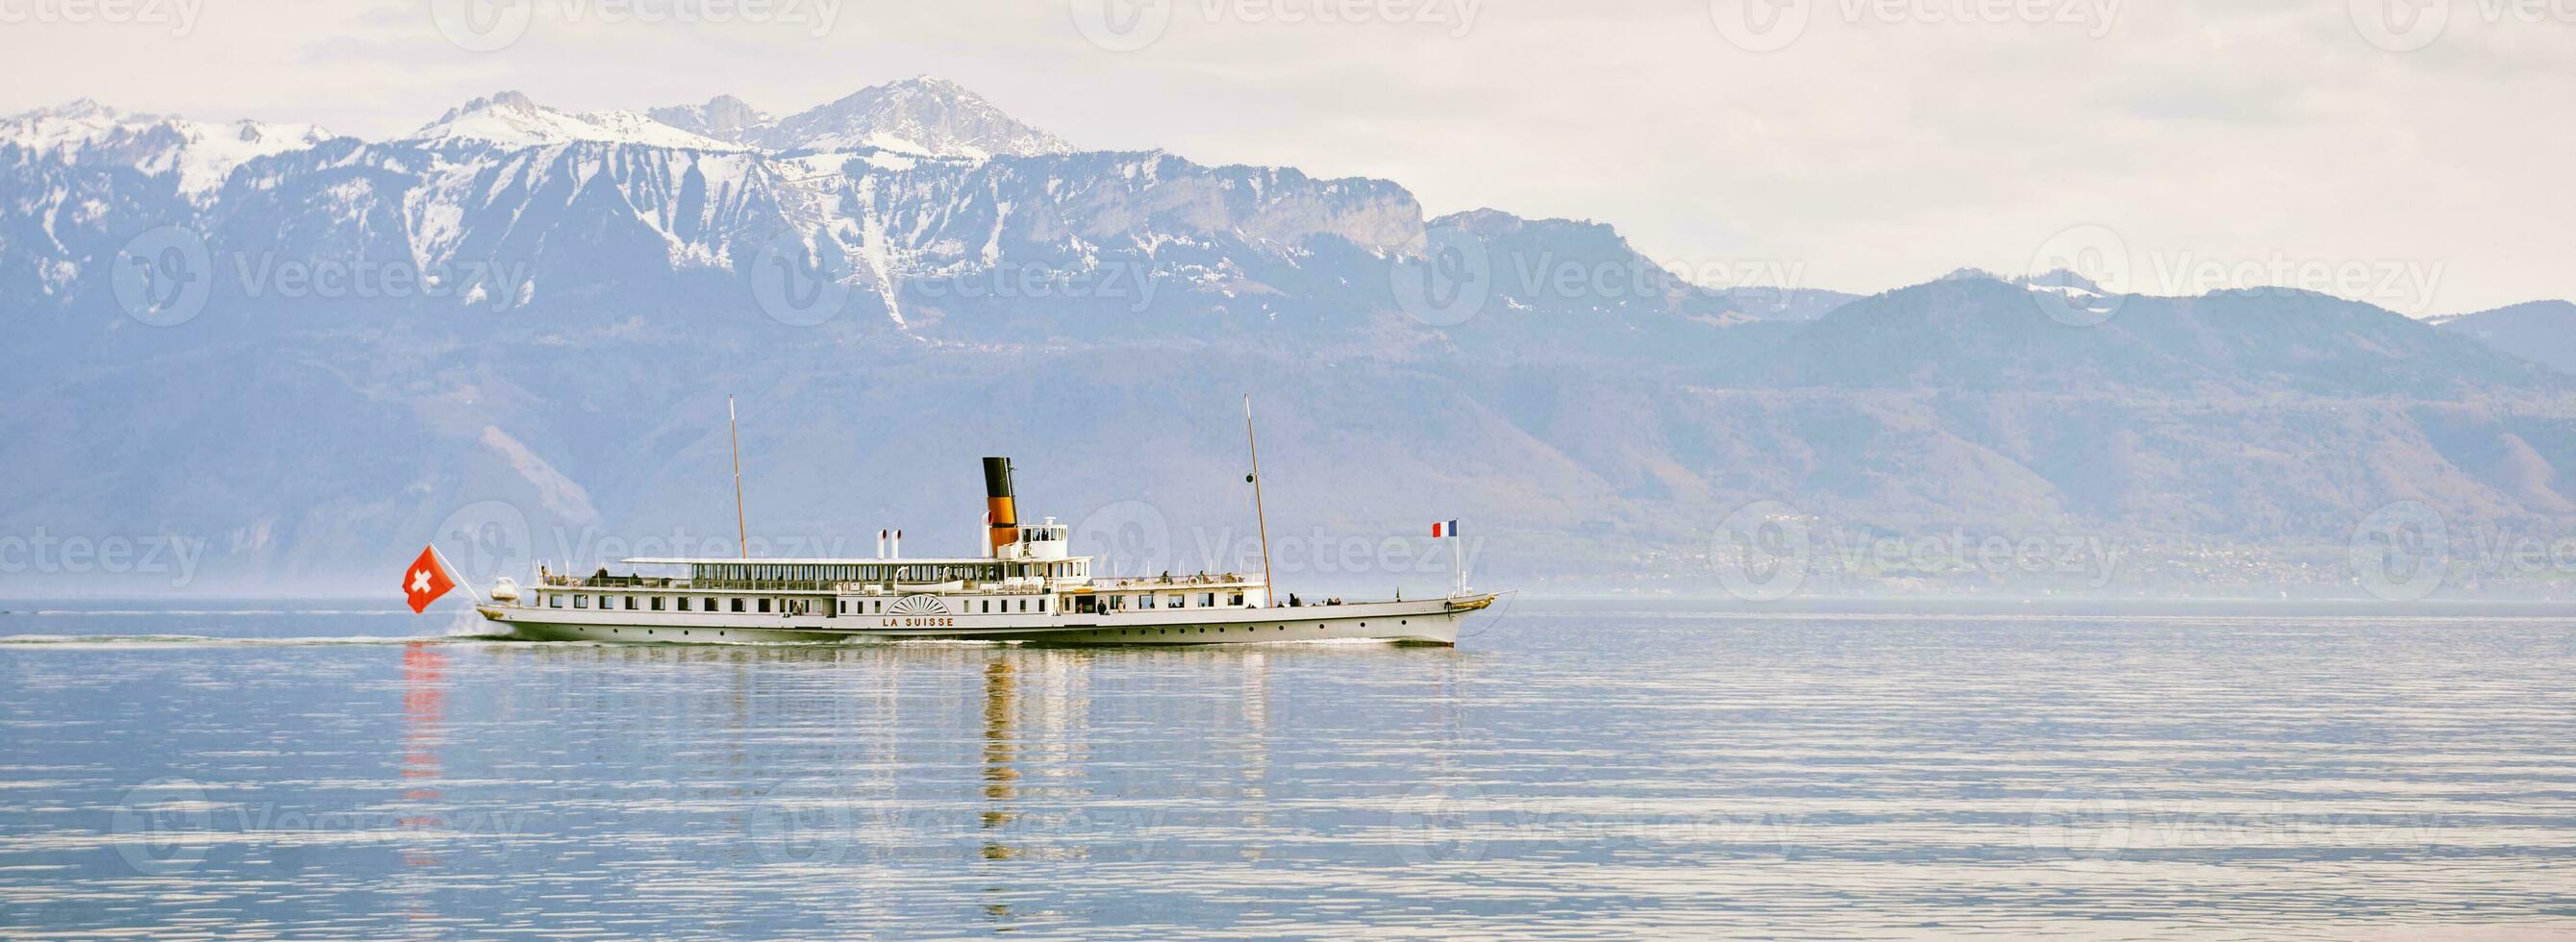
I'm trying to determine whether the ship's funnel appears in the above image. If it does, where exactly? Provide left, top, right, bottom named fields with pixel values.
left=983, top=457, right=1019, bottom=553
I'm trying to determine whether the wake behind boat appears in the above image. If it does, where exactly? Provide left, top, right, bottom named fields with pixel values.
left=471, top=456, right=1495, bottom=645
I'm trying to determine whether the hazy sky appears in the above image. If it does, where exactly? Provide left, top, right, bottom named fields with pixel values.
left=3, top=0, right=2568, bottom=312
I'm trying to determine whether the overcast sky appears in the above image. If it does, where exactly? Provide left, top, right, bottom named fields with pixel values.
left=3, top=0, right=2567, bottom=312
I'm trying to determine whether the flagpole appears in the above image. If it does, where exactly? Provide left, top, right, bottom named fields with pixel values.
left=1452, top=528, right=1463, bottom=597
left=1244, top=395, right=1277, bottom=607
left=729, top=395, right=748, bottom=560
left=429, top=543, right=482, bottom=607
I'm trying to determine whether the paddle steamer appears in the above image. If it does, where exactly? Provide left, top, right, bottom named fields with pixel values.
left=474, top=456, right=1494, bottom=645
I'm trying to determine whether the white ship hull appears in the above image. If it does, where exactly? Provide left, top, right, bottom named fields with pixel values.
left=477, top=594, right=1488, bottom=646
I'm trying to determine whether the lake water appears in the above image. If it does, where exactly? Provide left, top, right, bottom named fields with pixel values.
left=3, top=600, right=2573, bottom=938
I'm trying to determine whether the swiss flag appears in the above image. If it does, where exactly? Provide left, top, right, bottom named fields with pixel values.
left=403, top=545, right=458, bottom=614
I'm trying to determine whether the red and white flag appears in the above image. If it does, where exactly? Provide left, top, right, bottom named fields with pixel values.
left=402, top=544, right=458, bottom=614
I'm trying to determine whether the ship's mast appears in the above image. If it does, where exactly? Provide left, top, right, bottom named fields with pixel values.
left=729, top=395, right=748, bottom=560
left=1244, top=395, right=1277, bottom=606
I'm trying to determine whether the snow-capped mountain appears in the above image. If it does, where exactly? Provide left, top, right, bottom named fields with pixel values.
left=13, top=77, right=2576, bottom=595
left=645, top=94, right=773, bottom=146
left=405, top=91, right=743, bottom=151
left=0, top=99, right=335, bottom=198
left=751, top=76, right=1073, bottom=158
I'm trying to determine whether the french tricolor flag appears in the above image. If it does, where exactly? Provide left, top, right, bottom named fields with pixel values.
left=1432, top=519, right=1460, bottom=538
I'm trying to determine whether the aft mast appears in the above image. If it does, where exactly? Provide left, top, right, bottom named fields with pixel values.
left=1244, top=395, right=1277, bottom=607
left=729, top=395, right=748, bottom=560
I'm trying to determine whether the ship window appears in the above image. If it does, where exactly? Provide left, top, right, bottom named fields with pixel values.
left=623, top=596, right=638, bottom=610
left=705, top=598, right=716, bottom=611
left=575, top=596, right=589, bottom=609
left=1198, top=593, right=1215, bottom=607
left=652, top=597, right=665, bottom=611
left=732, top=599, right=745, bottom=613
left=980, top=600, right=990, bottom=613
left=1164, top=595, right=1183, bottom=608
left=1017, top=599, right=1028, bottom=612
left=1038, top=599, right=1047, bottom=612
left=549, top=594, right=563, bottom=608
left=1230, top=593, right=1244, bottom=607
left=759, top=599, right=771, bottom=613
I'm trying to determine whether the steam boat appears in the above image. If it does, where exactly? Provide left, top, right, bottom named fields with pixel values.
left=474, top=457, right=1496, bottom=645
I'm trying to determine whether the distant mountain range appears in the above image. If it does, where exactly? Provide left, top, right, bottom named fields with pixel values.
left=5, top=77, right=2574, bottom=597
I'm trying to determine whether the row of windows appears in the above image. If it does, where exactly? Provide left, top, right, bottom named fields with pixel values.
left=687, top=560, right=1090, bottom=584
left=550, top=594, right=798, bottom=613
left=1104, top=593, right=1244, bottom=610
left=542, top=593, right=1055, bottom=617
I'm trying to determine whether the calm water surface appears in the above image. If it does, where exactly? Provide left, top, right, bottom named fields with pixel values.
left=2, top=601, right=2573, bottom=938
